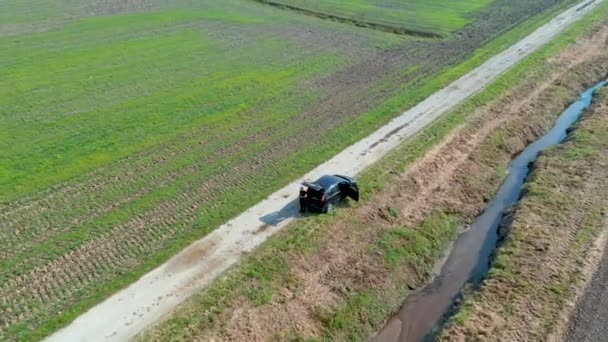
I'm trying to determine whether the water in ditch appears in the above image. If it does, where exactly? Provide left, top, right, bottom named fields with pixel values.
left=375, top=80, right=607, bottom=342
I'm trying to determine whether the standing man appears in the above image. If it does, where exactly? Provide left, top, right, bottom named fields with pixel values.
left=299, top=186, right=307, bottom=213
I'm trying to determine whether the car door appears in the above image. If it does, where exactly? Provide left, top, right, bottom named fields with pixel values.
left=346, top=182, right=359, bottom=201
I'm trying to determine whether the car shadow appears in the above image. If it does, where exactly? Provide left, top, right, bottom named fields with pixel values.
left=259, top=199, right=301, bottom=226
left=259, top=198, right=357, bottom=227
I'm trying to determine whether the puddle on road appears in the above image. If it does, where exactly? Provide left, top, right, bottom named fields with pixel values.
left=375, top=80, right=607, bottom=342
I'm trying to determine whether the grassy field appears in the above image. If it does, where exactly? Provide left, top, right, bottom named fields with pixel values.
left=257, top=0, right=493, bottom=36
left=441, top=87, right=608, bottom=341
left=0, top=0, right=582, bottom=340
left=138, top=4, right=608, bottom=341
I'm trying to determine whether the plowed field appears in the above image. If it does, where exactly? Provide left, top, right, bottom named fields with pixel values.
left=0, top=0, right=579, bottom=339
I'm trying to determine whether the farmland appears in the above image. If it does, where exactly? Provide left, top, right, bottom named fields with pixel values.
left=139, top=6, right=608, bottom=340
left=256, top=0, right=494, bottom=37
left=0, top=0, right=581, bottom=340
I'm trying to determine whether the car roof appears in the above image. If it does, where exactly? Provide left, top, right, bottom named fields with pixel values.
left=313, top=175, right=345, bottom=189
left=302, top=174, right=355, bottom=191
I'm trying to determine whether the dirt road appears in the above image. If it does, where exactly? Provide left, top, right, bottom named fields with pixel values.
left=44, top=1, right=604, bottom=341
left=566, top=234, right=608, bottom=342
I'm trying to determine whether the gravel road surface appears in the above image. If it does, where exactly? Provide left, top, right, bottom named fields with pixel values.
left=44, top=1, right=604, bottom=341
left=566, top=237, right=608, bottom=342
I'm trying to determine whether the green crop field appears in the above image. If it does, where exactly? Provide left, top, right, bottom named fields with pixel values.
left=0, top=0, right=578, bottom=340
left=257, top=0, right=494, bottom=36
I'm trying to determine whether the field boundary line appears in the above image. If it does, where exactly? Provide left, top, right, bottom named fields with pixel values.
left=249, top=0, right=443, bottom=38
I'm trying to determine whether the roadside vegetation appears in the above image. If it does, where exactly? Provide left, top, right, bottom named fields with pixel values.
left=139, top=4, right=608, bottom=341
left=0, top=0, right=587, bottom=340
left=440, top=88, right=608, bottom=341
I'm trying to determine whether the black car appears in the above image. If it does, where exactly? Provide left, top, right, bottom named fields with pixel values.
left=302, top=175, right=359, bottom=213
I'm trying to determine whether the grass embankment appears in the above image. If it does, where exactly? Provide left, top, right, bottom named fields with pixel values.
left=139, top=5, right=608, bottom=342
left=254, top=0, right=493, bottom=37
left=440, top=89, right=608, bottom=341
left=0, top=0, right=580, bottom=340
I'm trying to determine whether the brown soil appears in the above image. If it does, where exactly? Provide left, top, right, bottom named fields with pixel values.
left=166, top=239, right=218, bottom=273
left=150, top=21, right=608, bottom=342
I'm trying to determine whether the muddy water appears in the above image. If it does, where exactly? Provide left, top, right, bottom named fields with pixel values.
left=375, top=80, right=608, bottom=342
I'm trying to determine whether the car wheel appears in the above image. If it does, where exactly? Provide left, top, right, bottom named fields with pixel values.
left=326, top=203, right=335, bottom=213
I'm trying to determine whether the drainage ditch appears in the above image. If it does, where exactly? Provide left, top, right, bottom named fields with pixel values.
left=375, top=80, right=608, bottom=342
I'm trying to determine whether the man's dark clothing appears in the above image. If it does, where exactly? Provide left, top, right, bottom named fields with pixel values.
left=299, top=189, right=307, bottom=213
